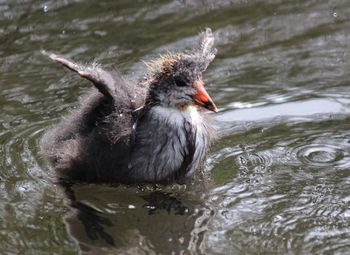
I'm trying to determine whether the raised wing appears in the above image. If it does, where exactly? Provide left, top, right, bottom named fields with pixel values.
left=42, top=50, right=116, bottom=100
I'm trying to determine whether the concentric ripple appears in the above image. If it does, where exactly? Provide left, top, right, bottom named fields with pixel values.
left=282, top=129, right=350, bottom=170
left=0, top=90, right=72, bottom=252
left=296, top=143, right=348, bottom=168
left=206, top=120, right=350, bottom=254
left=0, top=119, right=53, bottom=182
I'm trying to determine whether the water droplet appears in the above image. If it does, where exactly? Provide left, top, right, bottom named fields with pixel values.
left=273, top=215, right=283, bottom=222
left=178, top=237, right=185, bottom=244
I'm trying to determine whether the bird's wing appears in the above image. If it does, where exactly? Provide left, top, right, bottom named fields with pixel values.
left=42, top=51, right=117, bottom=100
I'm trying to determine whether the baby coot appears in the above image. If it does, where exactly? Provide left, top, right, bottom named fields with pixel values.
left=41, top=28, right=218, bottom=184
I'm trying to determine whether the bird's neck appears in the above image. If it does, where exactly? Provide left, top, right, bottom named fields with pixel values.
left=150, top=105, right=203, bottom=128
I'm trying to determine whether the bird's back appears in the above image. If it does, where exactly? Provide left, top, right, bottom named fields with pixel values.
left=40, top=53, right=146, bottom=183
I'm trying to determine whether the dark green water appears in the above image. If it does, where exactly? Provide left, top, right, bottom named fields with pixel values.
left=1, top=0, right=350, bottom=254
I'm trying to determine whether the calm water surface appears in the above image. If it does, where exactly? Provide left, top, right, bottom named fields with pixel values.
left=1, top=0, right=350, bottom=254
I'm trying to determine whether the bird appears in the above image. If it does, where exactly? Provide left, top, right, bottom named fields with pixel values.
left=40, top=28, right=218, bottom=185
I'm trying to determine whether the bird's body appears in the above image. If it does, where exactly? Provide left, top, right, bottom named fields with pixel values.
left=41, top=28, right=217, bottom=184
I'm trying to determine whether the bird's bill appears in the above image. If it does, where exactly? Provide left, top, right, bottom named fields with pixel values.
left=192, top=80, right=218, bottom=112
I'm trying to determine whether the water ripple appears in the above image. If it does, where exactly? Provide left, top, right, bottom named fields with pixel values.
left=1, top=0, right=350, bottom=253
left=206, top=119, right=350, bottom=254
left=295, top=143, right=349, bottom=168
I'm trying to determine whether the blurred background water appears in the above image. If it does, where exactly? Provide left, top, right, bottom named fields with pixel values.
left=1, top=0, right=350, bottom=254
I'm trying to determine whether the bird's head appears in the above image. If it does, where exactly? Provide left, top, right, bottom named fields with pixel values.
left=144, top=28, right=218, bottom=112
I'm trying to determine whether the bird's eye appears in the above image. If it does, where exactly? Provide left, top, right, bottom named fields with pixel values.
left=175, top=78, right=188, bottom=87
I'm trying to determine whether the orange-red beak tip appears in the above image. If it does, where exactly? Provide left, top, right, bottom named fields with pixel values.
left=192, top=80, right=218, bottom=113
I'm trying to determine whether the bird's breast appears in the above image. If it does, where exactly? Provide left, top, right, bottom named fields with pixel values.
left=128, top=105, right=209, bottom=183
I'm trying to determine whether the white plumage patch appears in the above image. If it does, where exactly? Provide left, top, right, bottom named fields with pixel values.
left=151, top=105, right=204, bottom=129
left=151, top=105, right=207, bottom=172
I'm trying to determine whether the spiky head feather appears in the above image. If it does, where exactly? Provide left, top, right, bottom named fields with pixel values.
left=143, top=28, right=216, bottom=85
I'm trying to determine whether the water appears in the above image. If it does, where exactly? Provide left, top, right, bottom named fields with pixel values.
left=1, top=0, right=350, bottom=254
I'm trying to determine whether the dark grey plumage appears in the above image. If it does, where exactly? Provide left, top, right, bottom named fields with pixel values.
left=40, top=28, right=217, bottom=184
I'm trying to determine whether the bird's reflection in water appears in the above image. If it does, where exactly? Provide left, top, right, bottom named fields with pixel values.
left=61, top=184, right=190, bottom=247
left=141, top=191, right=189, bottom=215
left=62, top=184, right=115, bottom=246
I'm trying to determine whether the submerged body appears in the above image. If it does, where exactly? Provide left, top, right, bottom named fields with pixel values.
left=41, top=29, right=217, bottom=184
